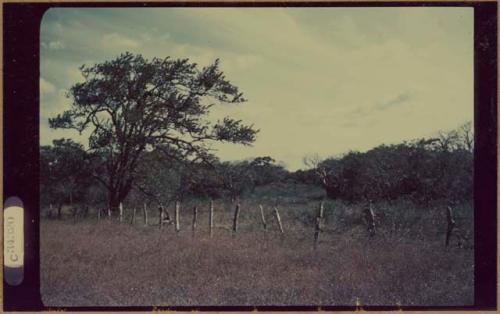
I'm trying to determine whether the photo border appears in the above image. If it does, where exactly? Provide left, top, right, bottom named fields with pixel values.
left=2, top=1, right=497, bottom=311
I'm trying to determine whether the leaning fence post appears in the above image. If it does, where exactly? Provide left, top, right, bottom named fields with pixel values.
left=175, top=201, right=180, bottom=233
left=445, top=206, right=456, bottom=247
left=131, top=207, right=136, bottom=225
left=192, top=206, right=198, bottom=236
left=259, top=204, right=267, bottom=230
left=119, top=202, right=124, bottom=223
left=232, top=203, right=241, bottom=234
left=273, top=206, right=284, bottom=234
left=143, top=203, right=148, bottom=226
left=209, top=200, right=214, bottom=238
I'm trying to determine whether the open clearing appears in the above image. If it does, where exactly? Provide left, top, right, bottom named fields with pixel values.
left=41, top=199, right=473, bottom=306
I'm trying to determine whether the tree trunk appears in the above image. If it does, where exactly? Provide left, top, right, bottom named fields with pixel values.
left=108, top=189, right=122, bottom=214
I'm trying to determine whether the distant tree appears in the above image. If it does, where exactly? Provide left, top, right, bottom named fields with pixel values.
left=49, top=52, right=258, bottom=212
left=217, top=161, right=253, bottom=202
left=40, top=139, right=93, bottom=218
left=132, top=147, right=222, bottom=207
left=248, top=156, right=288, bottom=187
left=305, top=122, right=473, bottom=204
left=457, top=121, right=474, bottom=152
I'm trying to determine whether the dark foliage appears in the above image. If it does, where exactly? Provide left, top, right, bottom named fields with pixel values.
left=302, top=123, right=473, bottom=204
left=48, top=52, right=258, bottom=211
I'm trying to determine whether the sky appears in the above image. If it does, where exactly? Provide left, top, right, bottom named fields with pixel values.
left=40, top=7, right=473, bottom=170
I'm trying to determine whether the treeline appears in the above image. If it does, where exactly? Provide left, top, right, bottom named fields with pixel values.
left=40, top=122, right=473, bottom=211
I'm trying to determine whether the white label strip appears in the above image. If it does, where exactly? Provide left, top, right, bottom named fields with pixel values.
left=4, top=199, right=24, bottom=285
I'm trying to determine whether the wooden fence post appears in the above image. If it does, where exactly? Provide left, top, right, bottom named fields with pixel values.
left=192, top=206, right=197, bottom=236
left=209, top=200, right=214, bottom=238
left=72, top=206, right=78, bottom=223
left=97, top=207, right=101, bottom=221
left=143, top=203, right=148, bottom=226
left=119, top=202, right=123, bottom=223
left=159, top=205, right=164, bottom=229
left=314, top=202, right=324, bottom=249
left=232, top=203, right=241, bottom=233
left=445, top=206, right=456, bottom=247
left=318, top=202, right=324, bottom=219
left=273, top=206, right=284, bottom=234
left=314, top=217, right=321, bottom=249
left=175, top=201, right=180, bottom=233
left=131, top=207, right=136, bottom=225
left=365, top=201, right=376, bottom=237
left=259, top=204, right=267, bottom=230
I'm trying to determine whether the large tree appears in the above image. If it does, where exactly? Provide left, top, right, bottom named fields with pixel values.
left=49, top=52, right=258, bottom=211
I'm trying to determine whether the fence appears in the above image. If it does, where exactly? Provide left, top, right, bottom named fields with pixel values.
left=45, top=199, right=468, bottom=249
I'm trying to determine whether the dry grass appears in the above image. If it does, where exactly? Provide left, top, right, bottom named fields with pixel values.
left=41, top=199, right=473, bottom=307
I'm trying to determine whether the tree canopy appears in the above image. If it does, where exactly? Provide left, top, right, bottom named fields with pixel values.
left=302, top=122, right=473, bottom=204
left=49, top=52, right=258, bottom=210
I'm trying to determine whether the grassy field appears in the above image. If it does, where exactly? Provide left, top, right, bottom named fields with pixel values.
left=41, top=185, right=474, bottom=306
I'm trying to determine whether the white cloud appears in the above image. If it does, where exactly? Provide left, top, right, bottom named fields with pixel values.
left=40, top=8, right=473, bottom=170
left=40, top=78, right=55, bottom=96
left=48, top=40, right=65, bottom=50
left=101, top=33, right=140, bottom=49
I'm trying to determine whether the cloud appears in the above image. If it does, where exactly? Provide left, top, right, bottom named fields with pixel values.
left=48, top=40, right=65, bottom=50
left=374, top=91, right=413, bottom=111
left=346, top=91, right=414, bottom=120
left=41, top=89, right=71, bottom=119
left=231, top=54, right=262, bottom=70
left=39, top=8, right=473, bottom=170
left=101, top=33, right=140, bottom=49
left=40, top=78, right=56, bottom=96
